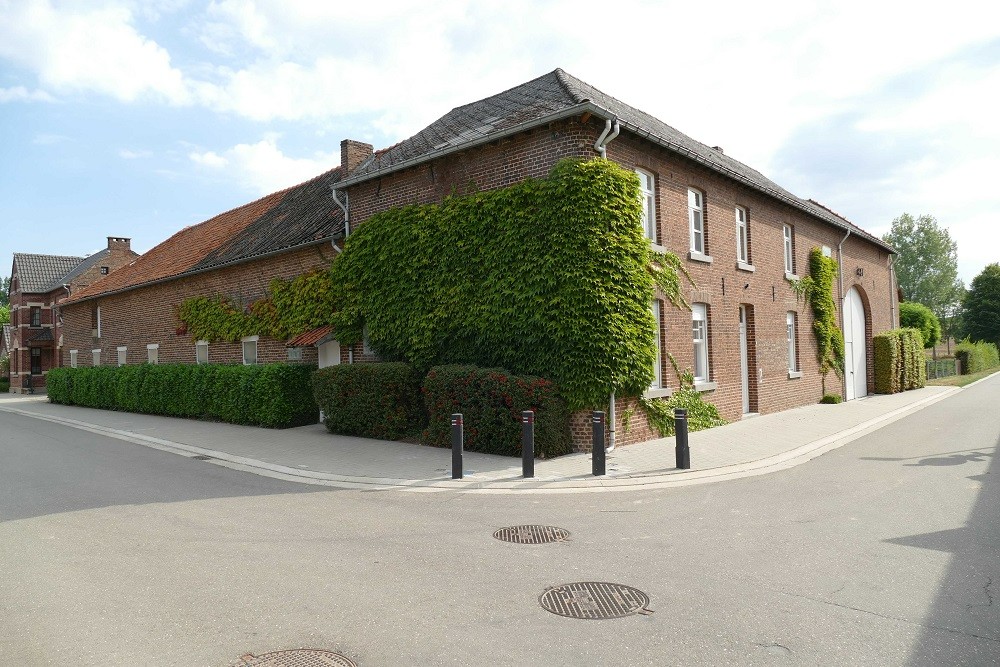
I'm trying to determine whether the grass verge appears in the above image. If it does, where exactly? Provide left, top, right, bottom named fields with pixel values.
left=927, top=368, right=1000, bottom=387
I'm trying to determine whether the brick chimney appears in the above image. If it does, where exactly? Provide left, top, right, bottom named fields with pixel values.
left=341, top=139, right=374, bottom=173
left=107, top=237, right=131, bottom=252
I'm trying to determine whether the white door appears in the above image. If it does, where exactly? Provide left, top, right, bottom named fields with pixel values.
left=318, top=339, right=341, bottom=369
left=843, top=288, right=867, bottom=400
left=739, top=306, right=750, bottom=414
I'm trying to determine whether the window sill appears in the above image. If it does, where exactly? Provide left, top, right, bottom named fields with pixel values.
left=649, top=242, right=667, bottom=254
left=688, top=251, right=713, bottom=264
left=788, top=370, right=803, bottom=379
left=643, top=387, right=673, bottom=399
left=695, top=381, right=718, bottom=392
left=785, top=272, right=799, bottom=281
left=737, top=261, right=755, bottom=273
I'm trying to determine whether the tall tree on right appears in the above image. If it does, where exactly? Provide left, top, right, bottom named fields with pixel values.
left=883, top=213, right=964, bottom=332
left=963, top=263, right=1000, bottom=349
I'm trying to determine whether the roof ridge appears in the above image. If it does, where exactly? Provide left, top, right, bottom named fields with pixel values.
left=14, top=252, right=85, bottom=261
left=552, top=67, right=587, bottom=104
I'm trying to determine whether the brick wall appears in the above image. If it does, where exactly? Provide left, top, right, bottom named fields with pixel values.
left=344, top=115, right=897, bottom=450
left=61, top=243, right=336, bottom=369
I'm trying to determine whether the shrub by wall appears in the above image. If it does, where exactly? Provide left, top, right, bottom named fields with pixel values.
left=329, top=158, right=686, bottom=411
left=955, top=340, right=1000, bottom=374
left=422, top=365, right=572, bottom=458
left=46, top=364, right=317, bottom=428
left=0, top=378, right=9, bottom=393
left=873, top=329, right=925, bottom=393
left=312, top=362, right=424, bottom=440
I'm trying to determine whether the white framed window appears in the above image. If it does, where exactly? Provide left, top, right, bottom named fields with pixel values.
left=650, top=301, right=662, bottom=390
left=117, top=346, right=127, bottom=366
left=636, top=168, right=656, bottom=243
left=362, top=326, right=372, bottom=356
left=287, top=347, right=303, bottom=361
left=195, top=341, right=208, bottom=365
left=69, top=349, right=78, bottom=368
left=783, top=224, right=795, bottom=275
left=735, top=206, right=749, bottom=264
left=242, top=336, right=258, bottom=365
left=147, top=344, right=159, bottom=365
left=688, top=188, right=705, bottom=254
left=787, top=312, right=798, bottom=373
left=692, top=303, right=709, bottom=382
left=92, top=349, right=101, bottom=367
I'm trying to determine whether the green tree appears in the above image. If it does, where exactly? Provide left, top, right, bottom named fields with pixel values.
left=0, top=304, right=8, bottom=325
left=884, top=214, right=964, bottom=324
left=899, top=301, right=941, bottom=348
left=963, top=263, right=1000, bottom=349
left=0, top=276, right=9, bottom=307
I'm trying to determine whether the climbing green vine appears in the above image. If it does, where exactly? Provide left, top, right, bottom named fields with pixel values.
left=178, top=270, right=336, bottom=343
left=786, top=248, right=845, bottom=390
left=637, top=355, right=726, bottom=436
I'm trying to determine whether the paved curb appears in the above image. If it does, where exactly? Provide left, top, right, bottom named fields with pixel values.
left=0, top=385, right=963, bottom=494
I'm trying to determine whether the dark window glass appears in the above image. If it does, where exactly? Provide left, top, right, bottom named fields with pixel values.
left=30, top=307, right=41, bottom=327
left=31, top=348, right=41, bottom=375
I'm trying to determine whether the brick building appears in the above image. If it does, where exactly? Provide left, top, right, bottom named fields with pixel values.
left=59, top=167, right=351, bottom=371
left=56, top=68, right=897, bottom=450
left=332, top=69, right=898, bottom=447
left=6, top=237, right=137, bottom=393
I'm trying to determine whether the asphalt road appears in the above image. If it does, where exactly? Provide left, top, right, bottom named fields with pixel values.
left=1, top=376, right=998, bottom=666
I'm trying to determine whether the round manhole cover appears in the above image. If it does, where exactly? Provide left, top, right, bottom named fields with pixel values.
left=240, top=649, right=357, bottom=667
left=494, top=525, right=570, bottom=544
left=540, top=582, right=652, bottom=619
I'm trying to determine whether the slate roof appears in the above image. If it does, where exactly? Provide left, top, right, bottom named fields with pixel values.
left=340, top=68, right=893, bottom=253
left=44, top=248, right=113, bottom=292
left=65, top=166, right=345, bottom=304
left=13, top=253, right=85, bottom=293
left=26, top=328, right=54, bottom=343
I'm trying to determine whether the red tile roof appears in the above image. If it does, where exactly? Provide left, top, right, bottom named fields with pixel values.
left=65, top=167, right=344, bottom=304
left=286, top=324, right=333, bottom=347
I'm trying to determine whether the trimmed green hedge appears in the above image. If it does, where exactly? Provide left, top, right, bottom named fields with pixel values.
left=328, top=158, right=666, bottom=411
left=422, top=365, right=571, bottom=458
left=312, top=362, right=424, bottom=440
left=46, top=364, right=318, bottom=428
left=955, top=339, right=1000, bottom=374
left=873, top=328, right=925, bottom=393
left=0, top=378, right=9, bottom=393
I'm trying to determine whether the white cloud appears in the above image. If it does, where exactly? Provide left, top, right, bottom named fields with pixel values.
left=119, top=148, right=153, bottom=159
left=0, top=0, right=190, bottom=104
left=0, top=85, right=54, bottom=103
left=188, top=137, right=338, bottom=194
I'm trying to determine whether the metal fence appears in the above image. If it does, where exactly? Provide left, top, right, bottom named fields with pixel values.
left=926, top=358, right=959, bottom=379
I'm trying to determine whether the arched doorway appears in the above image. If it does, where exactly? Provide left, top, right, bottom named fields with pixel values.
left=843, top=287, right=868, bottom=400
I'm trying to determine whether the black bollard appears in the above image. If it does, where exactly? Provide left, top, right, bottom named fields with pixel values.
left=522, top=410, right=535, bottom=478
left=451, top=413, right=464, bottom=479
left=675, top=407, right=690, bottom=470
left=592, top=411, right=606, bottom=476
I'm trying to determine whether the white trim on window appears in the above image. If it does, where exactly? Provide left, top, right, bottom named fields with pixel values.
left=688, top=188, right=705, bottom=255
left=147, top=343, right=159, bottom=365
left=69, top=349, right=78, bottom=368
left=787, top=312, right=801, bottom=377
left=783, top=224, right=795, bottom=276
left=362, top=326, right=372, bottom=355
left=241, top=336, right=259, bottom=365
left=735, top=206, right=749, bottom=265
left=96, top=306, right=101, bottom=338
left=692, top=303, right=709, bottom=383
left=195, top=340, right=209, bottom=365
left=117, top=346, right=127, bottom=367
left=91, top=348, right=101, bottom=367
left=636, top=168, right=656, bottom=244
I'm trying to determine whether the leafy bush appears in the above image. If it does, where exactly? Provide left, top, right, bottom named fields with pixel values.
left=873, top=328, right=926, bottom=393
left=899, top=302, right=941, bottom=349
left=329, top=158, right=687, bottom=411
left=0, top=378, right=9, bottom=393
left=820, top=393, right=843, bottom=404
left=422, top=365, right=571, bottom=458
left=638, top=368, right=726, bottom=437
left=312, top=362, right=424, bottom=440
left=955, top=339, right=1000, bottom=374
left=46, top=364, right=317, bottom=427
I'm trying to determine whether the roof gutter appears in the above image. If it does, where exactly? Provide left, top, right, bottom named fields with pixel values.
left=331, top=187, right=349, bottom=239
left=61, top=235, right=344, bottom=307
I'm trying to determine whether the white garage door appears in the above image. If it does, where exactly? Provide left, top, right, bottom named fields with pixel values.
left=843, top=287, right=867, bottom=400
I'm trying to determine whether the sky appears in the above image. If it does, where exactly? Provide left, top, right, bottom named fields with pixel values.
left=1, top=0, right=998, bottom=286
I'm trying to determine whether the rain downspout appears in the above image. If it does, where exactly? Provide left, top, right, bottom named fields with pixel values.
left=888, top=254, right=897, bottom=327
left=838, top=228, right=852, bottom=398
left=594, top=117, right=621, bottom=450
left=332, top=186, right=352, bottom=362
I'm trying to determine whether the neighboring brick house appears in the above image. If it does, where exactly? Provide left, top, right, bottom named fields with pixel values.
left=59, top=167, right=350, bottom=372
left=6, top=238, right=137, bottom=393
left=331, top=68, right=899, bottom=448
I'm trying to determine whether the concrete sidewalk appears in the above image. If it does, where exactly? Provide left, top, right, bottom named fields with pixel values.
left=0, top=383, right=971, bottom=494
